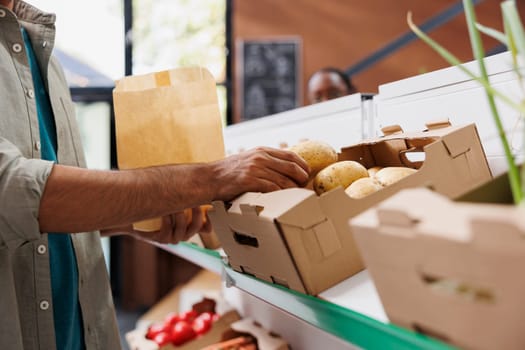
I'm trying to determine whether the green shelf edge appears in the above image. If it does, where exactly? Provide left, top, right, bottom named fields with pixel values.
left=160, top=242, right=223, bottom=274
left=161, top=242, right=457, bottom=350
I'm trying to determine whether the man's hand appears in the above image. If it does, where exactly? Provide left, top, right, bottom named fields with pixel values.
left=210, top=147, right=310, bottom=202
left=102, top=207, right=212, bottom=244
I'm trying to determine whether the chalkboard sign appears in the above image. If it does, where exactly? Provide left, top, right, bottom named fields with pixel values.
left=238, top=38, right=301, bottom=120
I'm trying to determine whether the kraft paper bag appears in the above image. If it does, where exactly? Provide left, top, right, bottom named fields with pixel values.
left=113, top=67, right=225, bottom=231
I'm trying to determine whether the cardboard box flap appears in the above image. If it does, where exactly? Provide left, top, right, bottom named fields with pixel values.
left=380, top=119, right=451, bottom=136
left=340, top=124, right=480, bottom=169
left=381, top=124, right=404, bottom=136
left=361, top=188, right=472, bottom=242
left=376, top=208, right=418, bottom=230
left=339, top=139, right=413, bottom=168
left=470, top=216, right=525, bottom=250
left=351, top=123, right=470, bottom=147
left=441, top=125, right=479, bottom=158
left=228, top=192, right=265, bottom=214
left=229, top=319, right=289, bottom=350
left=360, top=188, right=525, bottom=246
left=228, top=188, right=325, bottom=229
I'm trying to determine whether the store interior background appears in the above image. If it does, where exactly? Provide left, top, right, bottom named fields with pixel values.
left=24, top=0, right=524, bottom=347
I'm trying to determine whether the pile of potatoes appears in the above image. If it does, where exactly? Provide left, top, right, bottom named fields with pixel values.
left=289, top=140, right=417, bottom=199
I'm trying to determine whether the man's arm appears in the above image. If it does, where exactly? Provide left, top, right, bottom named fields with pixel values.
left=38, top=147, right=309, bottom=234
left=39, top=163, right=216, bottom=233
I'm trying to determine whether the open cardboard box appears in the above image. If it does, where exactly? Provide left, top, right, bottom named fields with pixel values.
left=351, top=172, right=525, bottom=350
left=137, top=270, right=222, bottom=329
left=203, top=318, right=290, bottom=350
left=208, top=120, right=492, bottom=295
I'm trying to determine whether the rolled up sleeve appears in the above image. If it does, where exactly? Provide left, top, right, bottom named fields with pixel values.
left=0, top=138, right=54, bottom=248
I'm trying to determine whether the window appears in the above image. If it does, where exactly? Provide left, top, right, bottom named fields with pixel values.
left=133, top=0, right=228, bottom=124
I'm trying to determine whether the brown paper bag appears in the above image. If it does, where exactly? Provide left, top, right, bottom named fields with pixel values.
left=113, top=67, right=225, bottom=231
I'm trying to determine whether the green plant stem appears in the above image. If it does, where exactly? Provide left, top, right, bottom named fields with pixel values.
left=407, top=7, right=523, bottom=204
left=407, top=14, right=524, bottom=115
left=463, top=0, right=522, bottom=204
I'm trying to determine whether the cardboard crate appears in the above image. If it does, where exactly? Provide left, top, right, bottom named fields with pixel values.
left=351, top=183, right=525, bottom=350
left=209, top=121, right=492, bottom=295
left=203, top=318, right=290, bottom=350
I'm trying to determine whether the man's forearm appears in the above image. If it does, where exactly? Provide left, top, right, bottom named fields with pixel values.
left=38, top=163, right=216, bottom=233
left=38, top=147, right=310, bottom=234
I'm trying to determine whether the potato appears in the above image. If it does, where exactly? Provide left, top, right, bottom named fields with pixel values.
left=375, top=167, right=417, bottom=187
left=345, top=177, right=383, bottom=199
left=367, top=166, right=383, bottom=178
left=288, top=140, right=338, bottom=175
left=313, top=160, right=368, bottom=195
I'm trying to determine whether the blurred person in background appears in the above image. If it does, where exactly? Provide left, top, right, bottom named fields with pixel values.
left=0, top=1, right=309, bottom=349
left=307, top=67, right=358, bottom=104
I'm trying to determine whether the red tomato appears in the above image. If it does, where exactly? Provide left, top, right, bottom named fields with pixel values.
left=146, top=323, right=170, bottom=340
left=164, top=312, right=180, bottom=326
left=192, top=312, right=214, bottom=335
left=178, top=309, right=198, bottom=323
left=171, top=320, right=197, bottom=346
left=152, top=331, right=172, bottom=347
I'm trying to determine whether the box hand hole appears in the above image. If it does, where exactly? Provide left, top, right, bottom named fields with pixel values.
left=233, top=231, right=259, bottom=248
left=420, top=272, right=495, bottom=303
left=399, top=147, right=425, bottom=168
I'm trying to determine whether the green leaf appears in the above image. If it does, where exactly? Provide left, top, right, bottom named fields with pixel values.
left=502, top=0, right=525, bottom=108
left=408, top=2, right=524, bottom=204
left=476, top=23, right=507, bottom=45
left=503, top=15, right=518, bottom=62
left=501, top=2, right=525, bottom=100
left=463, top=0, right=522, bottom=204
left=502, top=0, right=525, bottom=57
left=406, top=12, right=523, bottom=113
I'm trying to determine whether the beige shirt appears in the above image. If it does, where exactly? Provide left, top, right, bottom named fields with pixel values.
left=0, top=1, right=121, bottom=349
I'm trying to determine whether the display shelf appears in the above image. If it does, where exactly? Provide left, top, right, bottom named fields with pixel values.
left=319, top=270, right=388, bottom=323
left=154, top=241, right=223, bottom=275
left=159, top=242, right=456, bottom=350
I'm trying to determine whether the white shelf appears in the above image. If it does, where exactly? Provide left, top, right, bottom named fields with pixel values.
left=157, top=242, right=453, bottom=350
left=319, top=270, right=388, bottom=323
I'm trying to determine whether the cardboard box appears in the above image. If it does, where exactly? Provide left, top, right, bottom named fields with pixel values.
left=204, top=318, right=289, bottom=350
left=137, top=270, right=222, bottom=329
left=351, top=183, right=525, bottom=350
left=208, top=121, right=492, bottom=295
left=126, top=310, right=240, bottom=350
